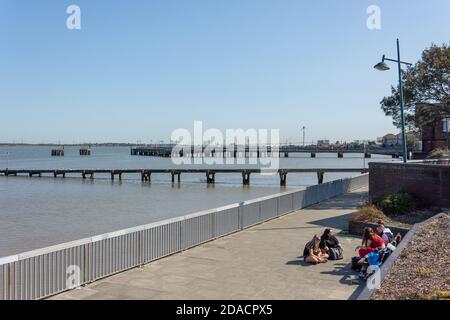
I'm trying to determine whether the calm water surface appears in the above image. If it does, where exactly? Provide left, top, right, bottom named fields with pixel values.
left=0, top=146, right=396, bottom=256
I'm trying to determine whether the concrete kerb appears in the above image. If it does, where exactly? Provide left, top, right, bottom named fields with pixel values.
left=357, top=211, right=450, bottom=300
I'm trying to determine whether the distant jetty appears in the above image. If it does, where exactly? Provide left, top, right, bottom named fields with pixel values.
left=79, top=146, right=91, bottom=156
left=51, top=147, right=64, bottom=157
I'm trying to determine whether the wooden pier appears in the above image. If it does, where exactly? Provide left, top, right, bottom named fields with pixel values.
left=0, top=168, right=367, bottom=186
left=51, top=148, right=64, bottom=157
left=130, top=145, right=402, bottom=159
left=79, top=147, right=91, bottom=156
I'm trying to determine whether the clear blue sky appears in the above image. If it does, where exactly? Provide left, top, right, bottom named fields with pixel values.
left=1, top=0, right=449, bottom=144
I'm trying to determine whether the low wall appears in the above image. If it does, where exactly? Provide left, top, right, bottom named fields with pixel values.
left=0, top=174, right=368, bottom=300
left=348, top=220, right=409, bottom=238
left=357, top=212, right=448, bottom=300
left=369, top=162, right=450, bottom=207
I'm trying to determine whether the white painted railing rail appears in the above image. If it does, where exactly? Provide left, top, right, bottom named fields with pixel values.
left=0, top=174, right=368, bottom=300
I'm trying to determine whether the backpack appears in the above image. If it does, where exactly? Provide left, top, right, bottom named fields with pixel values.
left=351, top=256, right=361, bottom=271
left=328, top=247, right=343, bottom=260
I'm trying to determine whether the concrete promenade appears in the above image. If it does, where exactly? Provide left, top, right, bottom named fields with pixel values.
left=52, top=188, right=367, bottom=300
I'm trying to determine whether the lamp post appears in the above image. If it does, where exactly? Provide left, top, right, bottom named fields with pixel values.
left=374, top=39, right=412, bottom=163
left=301, top=126, right=306, bottom=147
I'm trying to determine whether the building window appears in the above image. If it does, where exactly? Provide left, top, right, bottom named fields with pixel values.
left=443, top=118, right=450, bottom=133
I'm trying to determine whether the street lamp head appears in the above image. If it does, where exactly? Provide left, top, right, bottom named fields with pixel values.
left=374, top=61, right=390, bottom=71
left=374, top=54, right=390, bottom=71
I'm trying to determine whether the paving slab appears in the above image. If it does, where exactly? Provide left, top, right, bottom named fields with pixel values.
left=51, top=188, right=367, bottom=300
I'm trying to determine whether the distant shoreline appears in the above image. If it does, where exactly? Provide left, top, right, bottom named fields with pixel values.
left=0, top=143, right=135, bottom=147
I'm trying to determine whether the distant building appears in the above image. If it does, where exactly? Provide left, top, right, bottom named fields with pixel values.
left=317, top=140, right=330, bottom=148
left=382, top=134, right=398, bottom=147
left=396, top=131, right=422, bottom=151
left=416, top=103, right=450, bottom=153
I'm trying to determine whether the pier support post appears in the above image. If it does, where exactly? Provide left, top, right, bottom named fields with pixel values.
left=279, top=171, right=287, bottom=187
left=171, top=171, right=181, bottom=183
left=28, top=172, right=41, bottom=177
left=242, top=172, right=251, bottom=185
left=206, top=171, right=216, bottom=184
left=141, top=171, right=151, bottom=182
left=317, top=171, right=324, bottom=184
left=110, top=171, right=122, bottom=180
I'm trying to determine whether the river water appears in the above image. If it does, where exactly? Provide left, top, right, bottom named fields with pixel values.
left=0, top=146, right=396, bottom=257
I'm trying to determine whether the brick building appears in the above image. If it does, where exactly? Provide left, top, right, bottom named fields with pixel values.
left=416, top=103, right=450, bottom=153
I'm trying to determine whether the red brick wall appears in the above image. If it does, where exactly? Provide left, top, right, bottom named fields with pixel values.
left=422, top=118, right=450, bottom=153
left=369, top=163, right=450, bottom=207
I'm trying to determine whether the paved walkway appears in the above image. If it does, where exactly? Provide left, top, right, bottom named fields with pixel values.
left=51, top=188, right=367, bottom=300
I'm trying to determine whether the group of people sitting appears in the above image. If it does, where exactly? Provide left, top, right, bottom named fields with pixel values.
left=302, top=221, right=401, bottom=279
left=353, top=221, right=401, bottom=278
left=303, top=228, right=343, bottom=264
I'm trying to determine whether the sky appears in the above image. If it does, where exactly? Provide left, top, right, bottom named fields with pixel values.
left=0, top=0, right=449, bottom=144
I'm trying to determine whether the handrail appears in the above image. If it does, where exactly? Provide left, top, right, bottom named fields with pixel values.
left=0, top=173, right=368, bottom=300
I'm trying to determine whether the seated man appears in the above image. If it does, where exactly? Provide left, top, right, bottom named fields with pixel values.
left=376, top=220, right=394, bottom=244
left=376, top=220, right=402, bottom=246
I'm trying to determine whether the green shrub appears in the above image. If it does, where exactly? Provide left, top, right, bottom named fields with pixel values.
left=378, top=192, right=416, bottom=215
left=352, top=205, right=387, bottom=223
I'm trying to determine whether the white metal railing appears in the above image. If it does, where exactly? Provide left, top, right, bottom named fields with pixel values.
left=0, top=174, right=368, bottom=300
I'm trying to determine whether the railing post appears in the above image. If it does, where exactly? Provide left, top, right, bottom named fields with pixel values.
left=238, top=205, right=243, bottom=230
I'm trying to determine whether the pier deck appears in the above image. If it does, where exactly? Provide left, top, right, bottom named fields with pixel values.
left=131, top=145, right=402, bottom=158
left=0, top=168, right=367, bottom=185
left=51, top=188, right=367, bottom=300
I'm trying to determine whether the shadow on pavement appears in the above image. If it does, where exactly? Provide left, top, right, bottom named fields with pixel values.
left=308, top=213, right=353, bottom=230
left=253, top=226, right=318, bottom=232
left=307, top=191, right=368, bottom=211
left=320, top=262, right=365, bottom=299
left=285, top=257, right=311, bottom=267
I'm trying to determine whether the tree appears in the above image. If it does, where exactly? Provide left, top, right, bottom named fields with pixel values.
left=380, top=43, right=450, bottom=130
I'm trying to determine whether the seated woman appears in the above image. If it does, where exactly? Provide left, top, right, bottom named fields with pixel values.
left=355, top=227, right=385, bottom=259
left=320, top=228, right=342, bottom=254
left=303, top=235, right=329, bottom=264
